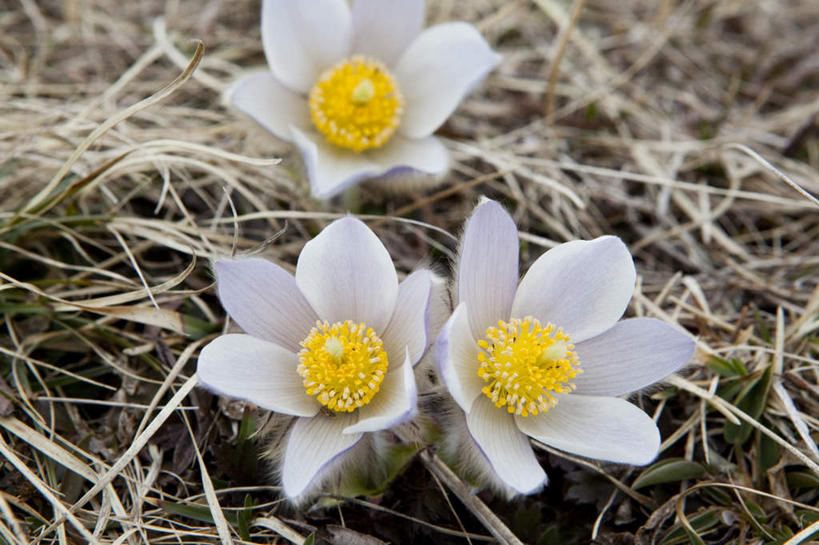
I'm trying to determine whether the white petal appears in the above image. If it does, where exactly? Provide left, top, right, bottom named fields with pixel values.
left=457, top=200, right=519, bottom=340
left=573, top=318, right=695, bottom=396
left=394, top=22, right=501, bottom=138
left=466, top=396, right=546, bottom=494
left=344, top=348, right=417, bottom=434
left=351, top=0, right=425, bottom=66
left=226, top=71, right=309, bottom=141
left=281, top=413, right=362, bottom=498
left=197, top=334, right=319, bottom=417
left=290, top=126, right=381, bottom=198
left=214, top=258, right=318, bottom=353
left=296, top=216, right=398, bottom=333
left=381, top=270, right=432, bottom=367
left=368, top=135, right=449, bottom=177
left=515, top=394, right=660, bottom=465
left=436, top=303, right=486, bottom=413
left=291, top=128, right=448, bottom=198
left=261, top=0, right=351, bottom=93
left=511, top=236, right=636, bottom=343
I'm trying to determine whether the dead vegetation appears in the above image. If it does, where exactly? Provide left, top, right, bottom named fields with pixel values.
left=1, top=0, right=818, bottom=543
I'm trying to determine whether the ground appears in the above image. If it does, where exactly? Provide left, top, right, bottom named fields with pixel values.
left=1, top=0, right=818, bottom=544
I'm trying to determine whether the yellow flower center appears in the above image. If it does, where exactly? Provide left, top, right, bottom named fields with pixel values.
left=297, top=320, right=389, bottom=412
left=477, top=317, right=581, bottom=417
left=308, top=55, right=403, bottom=152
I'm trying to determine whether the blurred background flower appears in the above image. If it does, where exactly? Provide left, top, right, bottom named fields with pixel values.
left=227, top=0, right=500, bottom=198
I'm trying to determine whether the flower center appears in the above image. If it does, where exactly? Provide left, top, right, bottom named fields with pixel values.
left=308, top=55, right=404, bottom=152
left=297, top=320, right=389, bottom=412
left=477, top=317, right=581, bottom=417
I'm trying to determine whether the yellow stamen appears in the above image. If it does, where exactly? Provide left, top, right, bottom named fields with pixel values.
left=476, top=317, right=581, bottom=417
left=297, top=320, right=389, bottom=412
left=308, top=55, right=403, bottom=152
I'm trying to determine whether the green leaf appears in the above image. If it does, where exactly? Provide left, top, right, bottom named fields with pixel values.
left=774, top=523, right=795, bottom=540
left=303, top=534, right=316, bottom=545
left=744, top=500, right=767, bottom=521
left=758, top=430, right=780, bottom=472
left=787, top=471, right=819, bottom=491
left=211, top=477, right=229, bottom=489
left=237, top=409, right=255, bottom=443
left=230, top=408, right=259, bottom=479
left=702, top=486, right=733, bottom=506
left=723, top=365, right=773, bottom=445
left=237, top=494, right=258, bottom=541
left=704, top=447, right=735, bottom=474
left=632, top=458, right=706, bottom=489
left=753, top=309, right=771, bottom=343
left=183, top=314, right=219, bottom=339
left=706, top=356, right=747, bottom=377
left=715, top=380, right=744, bottom=403
left=659, top=509, right=720, bottom=545
left=159, top=501, right=239, bottom=527
left=796, top=510, right=819, bottom=525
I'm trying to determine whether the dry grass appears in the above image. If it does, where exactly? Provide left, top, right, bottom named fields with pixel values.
left=1, top=0, right=819, bottom=543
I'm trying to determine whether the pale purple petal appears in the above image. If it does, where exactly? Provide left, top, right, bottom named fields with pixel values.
left=296, top=216, right=398, bottom=333
left=291, top=128, right=448, bottom=198
left=457, top=200, right=519, bottom=340
left=436, top=303, right=487, bottom=413
left=511, top=236, right=636, bottom=343
left=573, top=318, right=695, bottom=396
left=394, top=22, right=501, bottom=138
left=344, top=348, right=416, bottom=434
left=281, top=413, right=361, bottom=498
left=351, top=0, right=425, bottom=66
left=466, top=396, right=546, bottom=494
left=367, top=135, right=449, bottom=177
left=381, top=270, right=432, bottom=367
left=261, top=0, right=351, bottom=93
left=214, top=258, right=318, bottom=353
left=515, top=394, right=660, bottom=465
left=197, top=334, right=319, bottom=417
left=290, top=126, right=381, bottom=198
left=226, top=71, right=309, bottom=142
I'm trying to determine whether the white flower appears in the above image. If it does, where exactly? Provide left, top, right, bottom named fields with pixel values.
left=436, top=200, right=695, bottom=495
left=227, top=0, right=501, bottom=198
left=197, top=217, right=432, bottom=499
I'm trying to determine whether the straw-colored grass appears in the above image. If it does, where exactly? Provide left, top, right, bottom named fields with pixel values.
left=1, top=0, right=818, bottom=543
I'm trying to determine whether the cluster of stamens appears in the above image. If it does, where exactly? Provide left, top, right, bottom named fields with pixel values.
left=297, top=320, right=389, bottom=412
left=308, top=55, right=403, bottom=152
left=477, top=317, right=581, bottom=417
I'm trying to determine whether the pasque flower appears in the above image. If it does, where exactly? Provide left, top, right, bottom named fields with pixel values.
left=437, top=200, right=695, bottom=494
left=197, top=217, right=432, bottom=499
left=228, top=0, right=500, bottom=198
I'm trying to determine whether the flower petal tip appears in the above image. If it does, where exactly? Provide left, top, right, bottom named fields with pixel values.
left=281, top=413, right=363, bottom=499
left=341, top=348, right=418, bottom=435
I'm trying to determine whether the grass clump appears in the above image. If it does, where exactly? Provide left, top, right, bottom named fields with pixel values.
left=1, top=1, right=818, bottom=543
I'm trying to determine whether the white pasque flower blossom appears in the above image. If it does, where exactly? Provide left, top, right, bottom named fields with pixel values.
left=227, top=0, right=501, bottom=199
left=436, top=200, right=695, bottom=494
left=197, top=217, right=432, bottom=499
